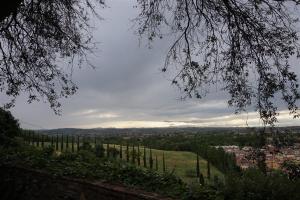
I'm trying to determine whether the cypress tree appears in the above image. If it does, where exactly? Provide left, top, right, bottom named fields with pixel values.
left=199, top=173, right=205, bottom=185
left=56, top=134, right=59, bottom=151
left=196, top=153, right=200, bottom=178
left=41, top=134, right=44, bottom=148
left=149, top=148, right=153, bottom=169
left=77, top=135, right=80, bottom=151
left=126, top=143, right=129, bottom=162
left=27, top=132, right=30, bottom=144
left=29, top=132, right=32, bottom=145
left=37, top=134, right=40, bottom=147
left=207, top=160, right=211, bottom=179
left=155, top=155, right=158, bottom=171
left=137, top=144, right=140, bottom=166
left=61, top=134, right=64, bottom=151
left=143, top=147, right=147, bottom=167
left=113, top=144, right=116, bottom=158
left=132, top=144, right=135, bottom=164
left=72, top=136, right=75, bottom=152
left=107, top=143, right=109, bottom=157
left=162, top=152, right=166, bottom=172
left=66, top=135, right=69, bottom=150
left=51, top=136, right=54, bottom=147
left=119, top=145, right=123, bottom=159
left=94, top=135, right=97, bottom=147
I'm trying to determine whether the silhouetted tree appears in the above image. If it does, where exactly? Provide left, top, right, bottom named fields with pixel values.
left=56, top=134, right=59, bottom=151
left=196, top=153, right=200, bottom=178
left=94, top=135, right=97, bottom=147
left=137, top=144, right=141, bottom=166
left=119, top=144, right=123, bottom=159
left=0, top=0, right=105, bottom=113
left=207, top=160, right=211, bottom=179
left=143, top=147, right=147, bottom=167
left=149, top=148, right=153, bottom=169
left=0, top=108, right=20, bottom=144
left=135, top=0, right=300, bottom=125
left=126, top=143, right=129, bottom=162
left=77, top=135, right=80, bottom=151
left=162, top=152, right=166, bottom=172
left=71, top=136, right=75, bottom=152
left=51, top=136, right=54, bottom=147
left=95, top=144, right=105, bottom=158
left=106, top=143, right=109, bottom=157
left=36, top=134, right=40, bottom=147
left=41, top=134, right=44, bottom=148
left=132, top=144, right=136, bottom=164
left=199, top=173, right=205, bottom=186
left=66, top=135, right=69, bottom=150
left=155, top=155, right=158, bottom=171
left=60, top=134, right=64, bottom=151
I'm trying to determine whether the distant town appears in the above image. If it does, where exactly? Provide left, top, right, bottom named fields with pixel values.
left=220, top=143, right=300, bottom=170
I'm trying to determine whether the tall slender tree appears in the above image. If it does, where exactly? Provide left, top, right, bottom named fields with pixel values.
left=94, top=135, right=97, bottom=147
left=60, top=134, right=64, bottom=151
left=196, top=153, right=200, bottom=178
left=41, top=134, right=44, bottom=148
left=66, top=135, right=69, bottom=150
left=51, top=136, right=54, bottom=147
left=119, top=144, right=123, bottom=159
left=113, top=144, right=116, bottom=158
left=199, top=173, right=205, bottom=185
left=137, top=144, right=141, bottom=166
left=106, top=143, right=109, bottom=157
left=71, top=136, right=75, bottom=153
left=149, top=148, right=153, bottom=169
left=126, top=143, right=129, bottom=162
left=143, top=147, right=147, bottom=167
left=207, top=160, right=211, bottom=179
left=77, top=135, right=80, bottom=151
left=132, top=144, right=136, bottom=164
left=36, top=134, right=40, bottom=147
left=56, top=134, right=59, bottom=151
left=162, top=152, right=166, bottom=173
left=155, top=155, right=158, bottom=171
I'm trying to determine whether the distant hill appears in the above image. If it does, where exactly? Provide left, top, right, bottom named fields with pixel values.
left=38, top=126, right=300, bottom=137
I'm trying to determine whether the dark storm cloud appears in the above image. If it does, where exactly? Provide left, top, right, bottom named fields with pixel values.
left=3, top=0, right=300, bottom=129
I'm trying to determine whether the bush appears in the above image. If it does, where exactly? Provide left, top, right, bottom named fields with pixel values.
left=95, top=144, right=105, bottom=158
left=0, top=108, right=20, bottom=145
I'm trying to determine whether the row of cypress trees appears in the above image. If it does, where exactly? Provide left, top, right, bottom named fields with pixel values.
left=21, top=131, right=212, bottom=179
left=22, top=132, right=83, bottom=152
left=107, top=143, right=167, bottom=172
left=20, top=131, right=168, bottom=172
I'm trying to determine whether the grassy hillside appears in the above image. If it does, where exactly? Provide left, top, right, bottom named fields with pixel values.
left=107, top=144, right=223, bottom=183
left=146, top=148, right=223, bottom=183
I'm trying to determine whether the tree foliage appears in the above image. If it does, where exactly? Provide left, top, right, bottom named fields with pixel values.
left=0, top=0, right=104, bottom=113
left=0, top=108, right=20, bottom=140
left=135, top=0, right=300, bottom=125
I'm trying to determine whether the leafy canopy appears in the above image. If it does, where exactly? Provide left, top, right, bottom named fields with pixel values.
left=135, top=0, right=300, bottom=125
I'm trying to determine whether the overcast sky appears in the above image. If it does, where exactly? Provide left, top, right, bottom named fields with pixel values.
left=4, top=0, right=300, bottom=129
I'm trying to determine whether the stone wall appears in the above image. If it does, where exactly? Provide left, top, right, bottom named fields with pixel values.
left=0, top=165, right=173, bottom=200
